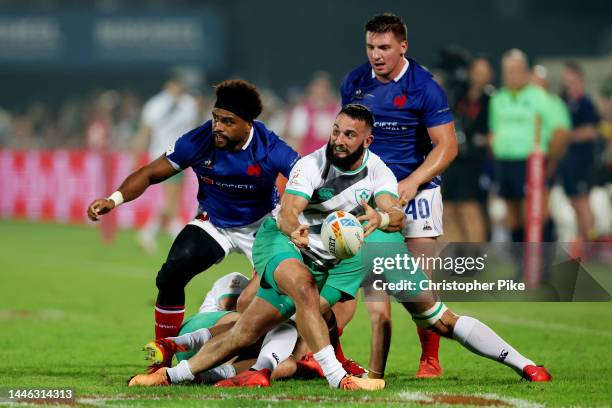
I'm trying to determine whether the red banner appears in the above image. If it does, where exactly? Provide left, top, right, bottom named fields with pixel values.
left=0, top=149, right=198, bottom=228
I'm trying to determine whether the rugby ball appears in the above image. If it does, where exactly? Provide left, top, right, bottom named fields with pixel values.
left=321, top=211, right=364, bottom=260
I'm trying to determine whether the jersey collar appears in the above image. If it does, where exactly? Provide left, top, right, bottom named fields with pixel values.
left=371, top=58, right=409, bottom=82
left=241, top=126, right=255, bottom=150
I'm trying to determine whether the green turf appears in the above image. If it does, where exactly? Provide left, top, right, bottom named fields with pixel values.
left=0, top=219, right=611, bottom=407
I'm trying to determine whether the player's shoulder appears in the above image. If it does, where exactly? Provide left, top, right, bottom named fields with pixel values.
left=404, top=58, right=439, bottom=90
left=365, top=149, right=389, bottom=171
left=342, top=61, right=374, bottom=88
left=252, top=120, right=297, bottom=158
left=252, top=120, right=283, bottom=144
left=299, top=146, right=326, bottom=167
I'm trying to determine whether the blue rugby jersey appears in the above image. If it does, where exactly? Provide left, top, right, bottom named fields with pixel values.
left=166, top=120, right=299, bottom=228
left=341, top=58, right=453, bottom=188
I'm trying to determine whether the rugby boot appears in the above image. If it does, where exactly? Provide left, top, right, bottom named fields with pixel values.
left=128, top=367, right=170, bottom=387
left=213, top=368, right=271, bottom=387
left=339, top=375, right=385, bottom=390
left=522, top=365, right=553, bottom=382
left=415, top=356, right=443, bottom=378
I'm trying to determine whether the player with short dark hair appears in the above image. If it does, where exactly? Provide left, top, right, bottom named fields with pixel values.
left=128, top=104, right=400, bottom=390
left=339, top=12, right=458, bottom=379
left=128, top=103, right=551, bottom=389
left=87, top=79, right=299, bottom=347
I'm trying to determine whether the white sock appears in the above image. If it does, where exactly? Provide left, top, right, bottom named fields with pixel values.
left=453, top=316, right=535, bottom=374
left=313, top=345, right=347, bottom=388
left=169, top=328, right=211, bottom=351
left=166, top=360, right=195, bottom=383
left=251, top=323, right=298, bottom=371
left=194, top=365, right=236, bottom=384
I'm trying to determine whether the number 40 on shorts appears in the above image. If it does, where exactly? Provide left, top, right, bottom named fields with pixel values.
left=405, top=198, right=430, bottom=220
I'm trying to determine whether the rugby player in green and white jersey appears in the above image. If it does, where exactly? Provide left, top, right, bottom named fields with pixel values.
left=129, top=104, right=399, bottom=390
left=129, top=104, right=551, bottom=389
left=143, top=272, right=300, bottom=386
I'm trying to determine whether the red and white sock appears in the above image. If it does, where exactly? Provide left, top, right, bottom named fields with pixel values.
left=155, top=304, right=184, bottom=339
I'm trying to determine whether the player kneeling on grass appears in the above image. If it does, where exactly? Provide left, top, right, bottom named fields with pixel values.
left=143, top=272, right=301, bottom=386
left=129, top=104, right=397, bottom=390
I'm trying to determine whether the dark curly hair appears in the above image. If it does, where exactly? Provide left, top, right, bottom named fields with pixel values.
left=214, top=79, right=263, bottom=122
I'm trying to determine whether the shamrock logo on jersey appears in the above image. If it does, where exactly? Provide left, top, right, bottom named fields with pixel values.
left=354, top=188, right=372, bottom=205
left=318, top=188, right=335, bottom=201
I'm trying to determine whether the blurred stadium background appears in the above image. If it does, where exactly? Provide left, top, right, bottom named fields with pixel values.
left=1, top=1, right=611, bottom=406
left=0, top=0, right=610, bottom=245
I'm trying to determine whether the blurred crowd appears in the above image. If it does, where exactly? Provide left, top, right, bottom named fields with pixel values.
left=1, top=50, right=611, bottom=243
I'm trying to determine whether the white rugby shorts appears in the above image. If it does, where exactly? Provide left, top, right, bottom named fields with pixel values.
left=402, top=186, right=443, bottom=238
left=188, top=214, right=267, bottom=265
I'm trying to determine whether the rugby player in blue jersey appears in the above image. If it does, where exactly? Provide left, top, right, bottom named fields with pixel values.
left=87, top=79, right=299, bottom=345
left=340, top=13, right=458, bottom=379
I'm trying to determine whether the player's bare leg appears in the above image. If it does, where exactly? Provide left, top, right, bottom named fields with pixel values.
left=237, top=271, right=260, bottom=312
left=129, top=296, right=285, bottom=386
left=363, top=287, right=391, bottom=379
left=331, top=298, right=357, bottom=329
left=400, top=292, right=552, bottom=382
left=144, top=312, right=240, bottom=369
left=271, top=356, right=298, bottom=380
left=185, top=297, right=284, bottom=375
left=274, top=259, right=383, bottom=390
left=407, top=237, right=442, bottom=378
left=274, top=260, right=331, bottom=353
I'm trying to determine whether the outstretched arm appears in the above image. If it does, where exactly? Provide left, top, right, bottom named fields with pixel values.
left=87, top=156, right=179, bottom=221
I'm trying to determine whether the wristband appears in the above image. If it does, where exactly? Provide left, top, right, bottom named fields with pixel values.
left=378, top=211, right=390, bottom=229
left=108, top=191, right=124, bottom=207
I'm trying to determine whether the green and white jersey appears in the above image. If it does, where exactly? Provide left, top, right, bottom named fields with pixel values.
left=198, top=272, right=250, bottom=313
left=283, top=146, right=399, bottom=260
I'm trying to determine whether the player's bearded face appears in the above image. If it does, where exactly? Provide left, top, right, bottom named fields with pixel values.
left=326, top=140, right=365, bottom=170
left=212, top=109, right=251, bottom=150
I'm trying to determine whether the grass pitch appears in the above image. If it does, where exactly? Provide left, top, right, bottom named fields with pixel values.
left=0, top=219, right=611, bottom=407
